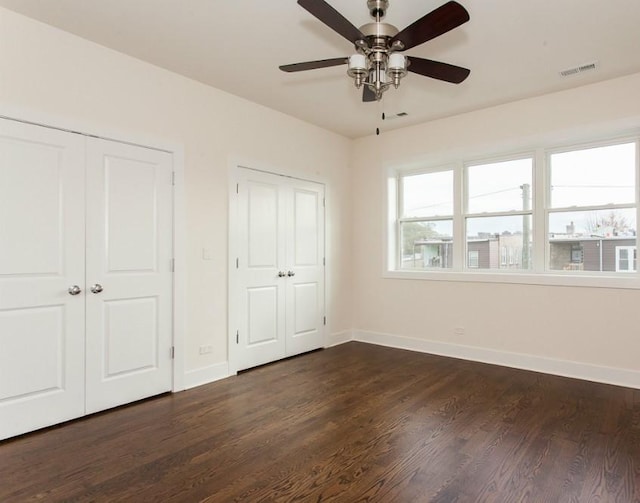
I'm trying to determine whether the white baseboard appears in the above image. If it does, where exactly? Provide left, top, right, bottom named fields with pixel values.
left=326, top=330, right=354, bottom=347
left=353, top=330, right=640, bottom=390
left=183, top=362, right=230, bottom=390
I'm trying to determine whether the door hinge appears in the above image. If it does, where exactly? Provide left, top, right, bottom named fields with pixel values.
left=236, top=330, right=239, bottom=344
left=170, top=258, right=175, bottom=272
left=323, top=257, right=326, bottom=266
left=323, top=316, right=326, bottom=326
left=236, top=257, right=239, bottom=269
left=236, top=183, right=239, bottom=194
left=170, top=346, right=175, bottom=359
left=323, top=197, right=325, bottom=207
left=171, top=171, right=176, bottom=186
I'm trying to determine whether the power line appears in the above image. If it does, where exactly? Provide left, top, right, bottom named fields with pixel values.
left=552, top=184, right=633, bottom=189
left=408, top=186, right=524, bottom=212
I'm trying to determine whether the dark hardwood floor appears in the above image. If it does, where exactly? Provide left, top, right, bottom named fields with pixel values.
left=1, top=342, right=639, bottom=502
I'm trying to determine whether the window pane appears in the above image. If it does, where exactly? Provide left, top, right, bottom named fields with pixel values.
left=467, top=158, right=533, bottom=213
left=401, top=170, right=453, bottom=218
left=400, top=220, right=453, bottom=269
left=548, top=208, right=637, bottom=271
left=466, top=215, right=532, bottom=270
left=550, top=142, right=636, bottom=208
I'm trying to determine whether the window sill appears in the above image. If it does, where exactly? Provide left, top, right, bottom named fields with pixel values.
left=383, top=269, right=640, bottom=289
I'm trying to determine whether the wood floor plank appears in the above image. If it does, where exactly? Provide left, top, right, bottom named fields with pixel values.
left=1, top=342, right=639, bottom=502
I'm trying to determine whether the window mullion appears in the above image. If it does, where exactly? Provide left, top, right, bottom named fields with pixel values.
left=453, top=161, right=465, bottom=271
left=533, top=148, right=547, bottom=273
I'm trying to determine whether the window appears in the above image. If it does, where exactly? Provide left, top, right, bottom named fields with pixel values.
left=468, top=250, right=479, bottom=268
left=465, top=158, right=533, bottom=270
left=548, top=142, right=636, bottom=272
left=390, top=135, right=639, bottom=285
left=398, top=169, right=453, bottom=270
left=616, top=246, right=637, bottom=272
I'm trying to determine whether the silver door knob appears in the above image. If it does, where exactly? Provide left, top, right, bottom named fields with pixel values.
left=287, top=271, right=295, bottom=277
left=68, top=285, right=82, bottom=296
left=90, top=283, right=103, bottom=294
left=278, top=271, right=286, bottom=277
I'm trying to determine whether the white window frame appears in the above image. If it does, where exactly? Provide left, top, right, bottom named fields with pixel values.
left=385, top=133, right=640, bottom=289
left=396, top=166, right=455, bottom=271
left=463, top=154, right=535, bottom=272
left=545, top=138, right=638, bottom=274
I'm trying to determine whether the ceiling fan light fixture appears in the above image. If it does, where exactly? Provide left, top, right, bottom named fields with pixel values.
left=387, top=53, right=407, bottom=88
left=347, top=54, right=368, bottom=88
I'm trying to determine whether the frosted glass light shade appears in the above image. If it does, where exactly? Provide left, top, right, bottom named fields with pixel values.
left=348, top=54, right=367, bottom=71
left=388, top=53, right=407, bottom=71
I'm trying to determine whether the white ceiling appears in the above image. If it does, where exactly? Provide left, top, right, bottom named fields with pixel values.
left=1, top=0, right=639, bottom=138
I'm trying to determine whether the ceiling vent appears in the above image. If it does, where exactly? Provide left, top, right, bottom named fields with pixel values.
left=384, top=112, right=409, bottom=121
left=559, top=61, right=598, bottom=77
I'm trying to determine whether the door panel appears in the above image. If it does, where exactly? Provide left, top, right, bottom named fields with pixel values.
left=247, top=287, right=279, bottom=345
left=286, top=182, right=325, bottom=356
left=0, top=306, right=65, bottom=400
left=0, top=119, right=85, bottom=440
left=236, top=172, right=287, bottom=371
left=293, top=190, right=319, bottom=266
left=248, top=183, right=279, bottom=268
left=85, top=138, right=173, bottom=414
left=105, top=158, right=159, bottom=272
left=103, top=297, right=159, bottom=377
left=293, top=282, right=318, bottom=334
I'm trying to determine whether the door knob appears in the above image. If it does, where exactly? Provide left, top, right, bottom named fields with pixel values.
left=287, top=271, right=295, bottom=277
left=278, top=271, right=286, bottom=278
left=90, top=283, right=103, bottom=294
left=68, top=285, right=82, bottom=296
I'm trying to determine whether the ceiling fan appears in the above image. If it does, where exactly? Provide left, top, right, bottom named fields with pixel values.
left=280, top=0, right=470, bottom=102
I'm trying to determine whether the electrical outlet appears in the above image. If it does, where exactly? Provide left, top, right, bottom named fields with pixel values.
left=454, top=327, right=465, bottom=336
left=199, top=344, right=213, bottom=355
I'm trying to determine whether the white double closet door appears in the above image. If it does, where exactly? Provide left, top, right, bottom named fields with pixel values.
left=233, top=168, right=325, bottom=372
left=0, top=119, right=173, bottom=440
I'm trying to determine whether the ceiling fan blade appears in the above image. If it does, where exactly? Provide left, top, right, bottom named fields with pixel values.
left=279, top=57, right=348, bottom=72
left=362, top=85, right=377, bottom=102
left=297, top=0, right=365, bottom=44
left=408, top=57, right=470, bottom=83
left=391, top=1, right=470, bottom=51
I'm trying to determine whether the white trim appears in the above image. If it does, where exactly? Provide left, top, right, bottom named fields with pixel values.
left=0, top=108, right=188, bottom=393
left=353, top=330, right=640, bottom=390
left=382, top=268, right=640, bottom=289
left=326, top=330, right=354, bottom=347
left=183, top=362, right=231, bottom=390
left=171, top=147, right=187, bottom=391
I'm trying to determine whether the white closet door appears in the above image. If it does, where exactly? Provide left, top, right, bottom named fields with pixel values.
left=285, top=181, right=325, bottom=356
left=0, top=119, right=86, bottom=440
left=233, top=168, right=325, bottom=372
left=235, top=170, right=287, bottom=371
left=85, top=138, right=173, bottom=414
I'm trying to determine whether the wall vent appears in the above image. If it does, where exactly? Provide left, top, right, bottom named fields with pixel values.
left=559, top=61, right=598, bottom=77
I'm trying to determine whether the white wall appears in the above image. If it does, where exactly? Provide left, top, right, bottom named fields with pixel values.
left=0, top=8, right=353, bottom=376
left=351, top=73, right=640, bottom=386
